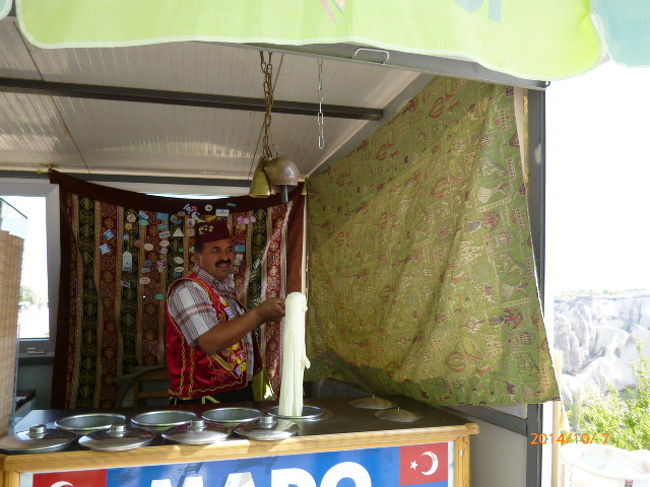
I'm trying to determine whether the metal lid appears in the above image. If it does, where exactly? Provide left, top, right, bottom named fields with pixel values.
left=267, top=405, right=325, bottom=420
left=202, top=407, right=261, bottom=425
left=350, top=396, right=396, bottom=410
left=162, top=420, right=230, bottom=445
left=131, top=410, right=196, bottom=432
left=234, top=415, right=299, bottom=441
left=375, top=408, right=423, bottom=423
left=0, top=424, right=77, bottom=453
left=55, top=413, right=127, bottom=434
left=78, top=423, right=154, bottom=452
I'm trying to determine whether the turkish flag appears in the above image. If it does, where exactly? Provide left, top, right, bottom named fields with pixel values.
left=400, top=442, right=448, bottom=485
left=34, top=469, right=108, bottom=487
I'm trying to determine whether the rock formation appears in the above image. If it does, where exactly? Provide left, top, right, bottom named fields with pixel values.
left=552, top=291, right=650, bottom=404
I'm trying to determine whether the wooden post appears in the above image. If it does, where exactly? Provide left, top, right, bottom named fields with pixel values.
left=455, top=434, right=471, bottom=487
left=552, top=350, right=563, bottom=487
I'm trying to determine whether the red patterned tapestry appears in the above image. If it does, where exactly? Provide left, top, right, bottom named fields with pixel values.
left=50, top=171, right=305, bottom=408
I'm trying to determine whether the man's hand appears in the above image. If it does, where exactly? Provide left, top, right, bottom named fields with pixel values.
left=254, top=298, right=285, bottom=322
left=197, top=297, right=285, bottom=354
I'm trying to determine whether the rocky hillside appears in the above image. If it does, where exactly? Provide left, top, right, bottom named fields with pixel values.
left=552, top=291, right=650, bottom=404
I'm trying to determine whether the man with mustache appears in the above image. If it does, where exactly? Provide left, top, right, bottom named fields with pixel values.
left=166, top=220, right=285, bottom=404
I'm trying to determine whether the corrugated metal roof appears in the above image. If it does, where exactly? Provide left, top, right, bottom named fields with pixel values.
left=0, top=92, right=84, bottom=168
left=0, top=19, right=40, bottom=79
left=0, top=16, right=423, bottom=181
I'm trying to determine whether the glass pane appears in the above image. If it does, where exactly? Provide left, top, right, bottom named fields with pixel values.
left=0, top=196, right=49, bottom=339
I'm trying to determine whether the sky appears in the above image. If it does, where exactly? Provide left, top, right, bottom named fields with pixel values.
left=546, top=62, right=650, bottom=295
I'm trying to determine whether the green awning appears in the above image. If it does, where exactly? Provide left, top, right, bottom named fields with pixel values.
left=17, top=0, right=600, bottom=81
left=13, top=0, right=650, bottom=81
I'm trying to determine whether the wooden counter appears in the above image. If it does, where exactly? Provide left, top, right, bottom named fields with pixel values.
left=0, top=397, right=478, bottom=487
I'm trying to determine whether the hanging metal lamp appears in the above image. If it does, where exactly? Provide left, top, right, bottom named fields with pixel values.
left=249, top=156, right=271, bottom=198
left=265, top=155, right=300, bottom=203
left=248, top=51, right=300, bottom=203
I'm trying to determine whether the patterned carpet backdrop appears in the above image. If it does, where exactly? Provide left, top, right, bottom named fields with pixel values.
left=306, top=77, right=559, bottom=406
left=50, top=171, right=305, bottom=408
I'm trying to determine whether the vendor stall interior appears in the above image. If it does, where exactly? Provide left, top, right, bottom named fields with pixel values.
left=0, top=11, right=550, bottom=487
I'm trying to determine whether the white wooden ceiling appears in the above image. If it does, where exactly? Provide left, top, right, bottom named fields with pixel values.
left=0, top=16, right=425, bottom=182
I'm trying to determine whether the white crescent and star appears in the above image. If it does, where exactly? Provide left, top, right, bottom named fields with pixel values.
left=50, top=482, right=73, bottom=487
left=420, top=451, right=439, bottom=476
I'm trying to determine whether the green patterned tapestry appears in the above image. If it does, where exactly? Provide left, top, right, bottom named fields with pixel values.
left=306, top=77, right=559, bottom=405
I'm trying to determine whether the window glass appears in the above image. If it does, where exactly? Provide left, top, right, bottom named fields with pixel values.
left=0, top=196, right=49, bottom=339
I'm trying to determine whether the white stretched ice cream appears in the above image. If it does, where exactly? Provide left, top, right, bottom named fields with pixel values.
left=278, top=292, right=310, bottom=417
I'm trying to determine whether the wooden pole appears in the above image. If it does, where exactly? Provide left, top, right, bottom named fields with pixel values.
left=552, top=351, right=563, bottom=487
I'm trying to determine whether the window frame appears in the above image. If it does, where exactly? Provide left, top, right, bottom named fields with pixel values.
left=0, top=179, right=60, bottom=358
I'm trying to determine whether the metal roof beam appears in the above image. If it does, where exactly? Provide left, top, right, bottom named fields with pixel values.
left=0, top=170, right=252, bottom=187
left=0, top=77, right=384, bottom=121
left=250, top=43, right=549, bottom=90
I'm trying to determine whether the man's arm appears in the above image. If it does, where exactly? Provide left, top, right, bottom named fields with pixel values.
left=196, top=298, right=285, bottom=354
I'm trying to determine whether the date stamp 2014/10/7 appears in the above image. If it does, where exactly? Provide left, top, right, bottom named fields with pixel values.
left=529, top=432, right=610, bottom=445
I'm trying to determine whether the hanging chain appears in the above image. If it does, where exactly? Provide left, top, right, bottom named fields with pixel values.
left=317, top=57, right=325, bottom=150
left=260, top=51, right=275, bottom=160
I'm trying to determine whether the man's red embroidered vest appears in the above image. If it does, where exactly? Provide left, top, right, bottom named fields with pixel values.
left=166, top=272, right=249, bottom=398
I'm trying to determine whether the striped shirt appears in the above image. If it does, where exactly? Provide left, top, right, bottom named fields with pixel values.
left=168, top=267, right=254, bottom=377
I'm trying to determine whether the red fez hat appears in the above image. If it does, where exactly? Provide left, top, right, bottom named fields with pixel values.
left=195, top=220, right=231, bottom=246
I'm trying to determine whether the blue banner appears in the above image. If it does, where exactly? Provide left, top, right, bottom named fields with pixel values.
left=32, top=442, right=453, bottom=487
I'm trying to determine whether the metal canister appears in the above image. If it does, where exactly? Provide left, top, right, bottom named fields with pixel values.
left=131, top=410, right=196, bottom=432
left=55, top=413, right=127, bottom=434
left=202, top=407, right=261, bottom=425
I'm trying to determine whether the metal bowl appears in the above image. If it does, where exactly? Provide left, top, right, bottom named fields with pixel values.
left=0, top=424, right=77, bottom=454
left=202, top=407, right=262, bottom=425
left=162, top=420, right=230, bottom=445
left=55, top=413, right=127, bottom=434
left=79, top=423, right=155, bottom=452
left=234, top=415, right=299, bottom=441
left=267, top=405, right=325, bottom=421
left=130, top=410, right=196, bottom=432
left=375, top=408, right=423, bottom=423
left=349, top=396, right=396, bottom=410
